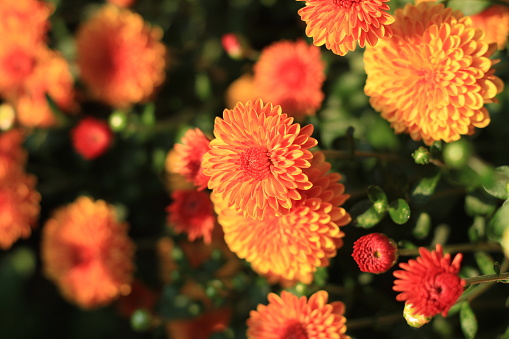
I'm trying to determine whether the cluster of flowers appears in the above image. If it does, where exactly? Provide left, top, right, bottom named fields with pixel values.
left=1, top=0, right=508, bottom=337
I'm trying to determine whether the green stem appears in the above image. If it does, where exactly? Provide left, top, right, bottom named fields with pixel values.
left=398, top=242, right=502, bottom=256
left=320, top=149, right=401, bottom=162
left=464, top=272, right=509, bottom=285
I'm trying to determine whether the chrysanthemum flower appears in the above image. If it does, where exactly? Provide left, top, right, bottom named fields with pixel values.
left=166, top=189, right=216, bottom=244
left=71, top=116, right=113, bottom=160
left=0, top=172, right=40, bottom=250
left=352, top=233, right=398, bottom=274
left=247, top=290, right=350, bottom=339
left=470, top=4, right=509, bottom=50
left=76, top=5, right=167, bottom=107
left=0, top=129, right=27, bottom=180
left=393, top=244, right=465, bottom=317
left=41, top=196, right=135, bottom=309
left=202, top=99, right=318, bottom=220
left=107, top=0, right=136, bottom=8
left=212, top=151, right=350, bottom=284
left=225, top=74, right=259, bottom=109
left=253, top=40, right=325, bottom=119
left=0, top=0, right=53, bottom=42
left=169, top=128, right=211, bottom=190
left=297, top=0, right=394, bottom=56
left=364, top=2, right=504, bottom=145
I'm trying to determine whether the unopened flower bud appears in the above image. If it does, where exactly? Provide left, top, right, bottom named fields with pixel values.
left=403, top=303, right=432, bottom=328
left=352, top=233, right=398, bottom=274
left=221, top=33, right=243, bottom=59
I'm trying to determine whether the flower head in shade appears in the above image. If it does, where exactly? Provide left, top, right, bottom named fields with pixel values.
left=393, top=244, right=465, bottom=317
left=202, top=99, right=317, bottom=220
left=76, top=5, right=167, bottom=107
left=41, top=196, right=135, bottom=309
left=0, top=172, right=40, bottom=250
left=212, top=151, right=350, bottom=284
left=247, top=290, right=350, bottom=339
left=0, top=129, right=27, bottom=180
left=364, top=2, right=504, bottom=145
left=470, top=4, right=509, bottom=50
left=0, top=0, right=53, bottom=42
left=352, top=233, right=398, bottom=274
left=166, top=189, right=216, bottom=244
left=225, top=74, right=259, bottom=109
left=166, top=307, right=231, bottom=339
left=297, top=0, right=394, bottom=56
left=169, top=128, right=211, bottom=190
left=253, top=40, right=325, bottom=119
left=71, top=116, right=113, bottom=160
left=107, top=0, right=136, bottom=8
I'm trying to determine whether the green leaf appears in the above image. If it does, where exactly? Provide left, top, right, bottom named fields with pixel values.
left=483, top=166, right=509, bottom=200
left=448, top=0, right=491, bottom=16
left=487, top=201, right=509, bottom=242
left=460, top=302, right=478, bottom=339
left=388, top=199, right=411, bottom=225
left=468, top=216, right=485, bottom=243
left=351, top=199, right=385, bottom=228
left=141, top=102, right=156, bottom=127
left=474, top=251, right=495, bottom=275
left=411, top=171, right=441, bottom=207
left=502, top=324, right=509, bottom=339
left=367, top=185, right=388, bottom=214
left=413, top=212, right=431, bottom=239
left=465, top=191, right=497, bottom=217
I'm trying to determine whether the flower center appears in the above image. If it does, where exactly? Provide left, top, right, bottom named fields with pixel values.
left=280, top=320, right=307, bottom=339
left=332, top=0, right=360, bottom=8
left=278, top=58, right=307, bottom=88
left=3, top=47, right=35, bottom=82
left=239, top=147, right=271, bottom=181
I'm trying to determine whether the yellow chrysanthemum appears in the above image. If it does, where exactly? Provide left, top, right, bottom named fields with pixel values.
left=202, top=99, right=318, bottom=220
left=470, top=4, right=509, bottom=50
left=297, top=0, right=394, bottom=56
left=42, top=196, right=135, bottom=309
left=364, top=2, right=504, bottom=145
left=253, top=40, right=326, bottom=120
left=76, top=5, right=167, bottom=107
left=212, top=151, right=350, bottom=284
left=247, top=290, right=350, bottom=339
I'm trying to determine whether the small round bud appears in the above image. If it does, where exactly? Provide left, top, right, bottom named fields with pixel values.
left=221, top=33, right=243, bottom=60
left=130, top=309, right=152, bottom=332
left=412, top=146, right=430, bottom=165
left=403, top=303, right=432, bottom=328
left=352, top=233, right=398, bottom=274
left=109, top=111, right=128, bottom=132
left=443, top=139, right=472, bottom=168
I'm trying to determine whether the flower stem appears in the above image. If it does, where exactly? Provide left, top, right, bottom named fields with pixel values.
left=321, top=149, right=401, bottom=162
left=464, top=272, right=509, bottom=285
left=397, top=242, right=502, bottom=256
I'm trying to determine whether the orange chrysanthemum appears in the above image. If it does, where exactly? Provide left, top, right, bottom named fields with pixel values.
left=0, top=0, right=53, bottom=42
left=364, top=2, right=504, bottom=145
left=471, top=4, right=509, bottom=50
left=202, top=99, right=318, bottom=220
left=166, top=189, right=216, bottom=244
left=166, top=307, right=231, bottom=339
left=297, top=0, right=394, bottom=56
left=212, top=151, right=350, bottom=284
left=41, top=196, right=135, bottom=309
left=0, top=172, right=40, bottom=250
left=0, top=129, right=27, bottom=180
left=247, top=290, right=350, bottom=339
left=253, top=40, right=325, bottom=120
left=107, top=0, right=136, bottom=8
left=225, top=74, right=259, bottom=109
left=76, top=5, right=167, bottom=107
left=169, top=128, right=211, bottom=190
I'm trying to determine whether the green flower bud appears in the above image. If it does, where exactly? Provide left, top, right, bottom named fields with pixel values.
left=412, top=146, right=431, bottom=165
left=403, top=303, right=432, bottom=328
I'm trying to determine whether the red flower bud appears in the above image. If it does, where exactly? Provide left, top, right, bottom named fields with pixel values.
left=352, top=233, right=398, bottom=274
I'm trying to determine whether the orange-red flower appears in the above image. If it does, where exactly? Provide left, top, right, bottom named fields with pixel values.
left=393, top=244, right=465, bottom=318
left=107, top=0, right=136, bottom=8
left=297, top=0, right=394, bottom=56
left=202, top=99, right=317, bottom=220
left=169, top=128, right=211, bottom=190
left=212, top=151, right=350, bottom=284
left=41, top=196, right=135, bottom=309
left=470, top=4, right=509, bottom=50
left=0, top=0, right=53, bottom=43
left=364, top=2, right=504, bottom=145
left=247, top=290, right=350, bottom=339
left=0, top=129, right=27, bottom=180
left=253, top=40, right=325, bottom=120
left=166, top=189, right=216, bottom=244
left=71, top=116, right=113, bottom=160
left=76, top=5, right=167, bottom=107
left=0, top=172, right=40, bottom=250
left=166, top=307, right=231, bottom=339
left=352, top=233, right=398, bottom=274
